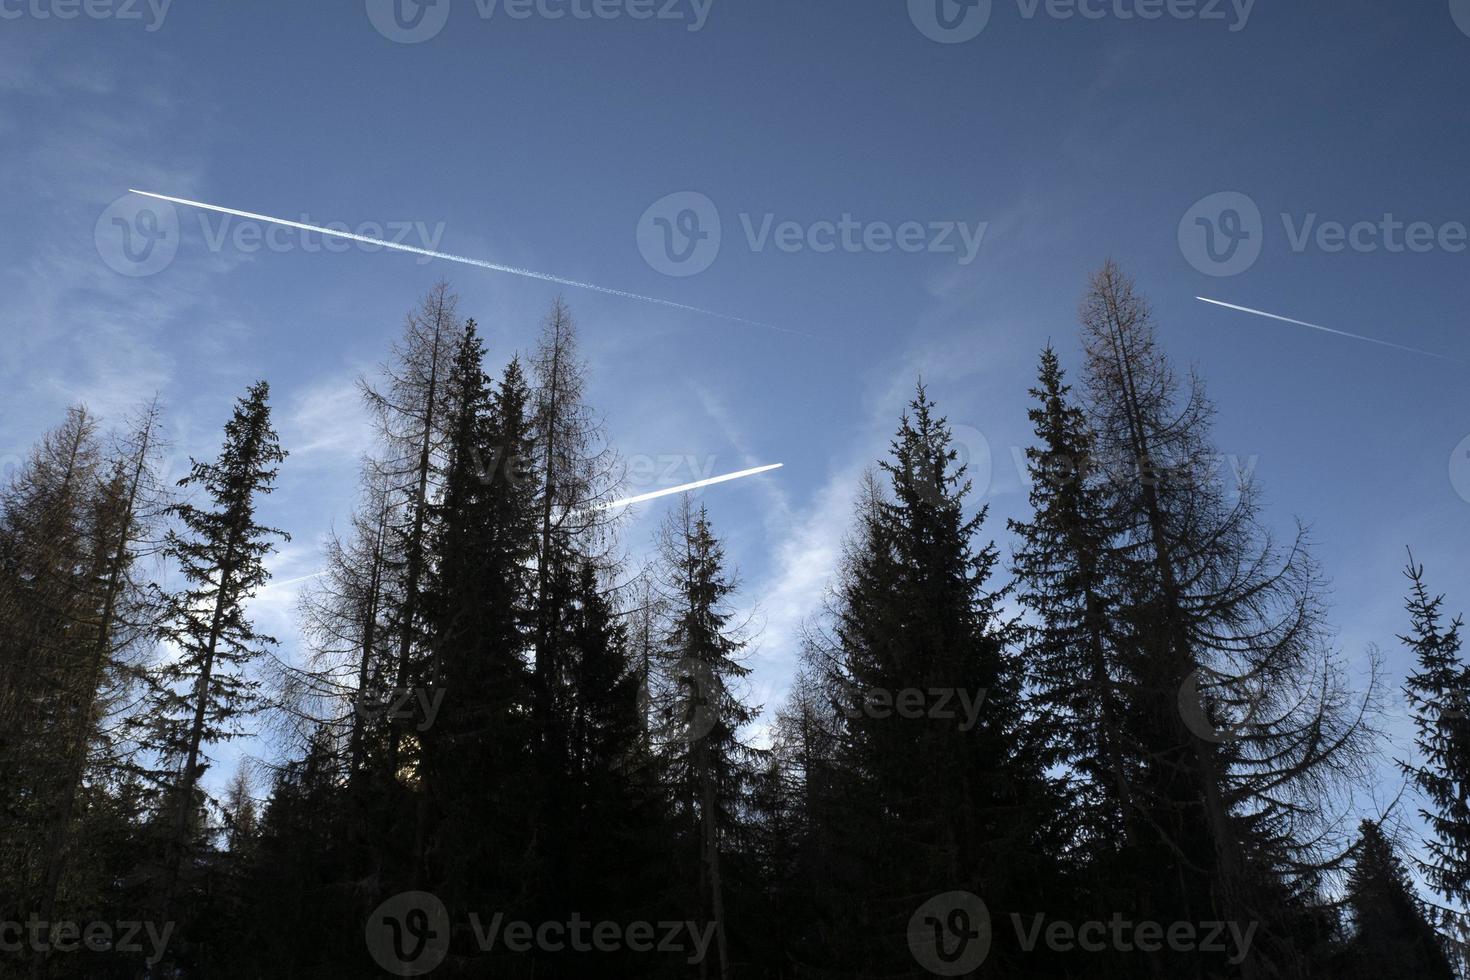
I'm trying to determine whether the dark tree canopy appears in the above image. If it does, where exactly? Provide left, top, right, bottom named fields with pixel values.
left=0, top=276, right=1452, bottom=980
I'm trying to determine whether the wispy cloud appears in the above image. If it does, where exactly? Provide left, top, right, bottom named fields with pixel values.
left=279, top=372, right=373, bottom=464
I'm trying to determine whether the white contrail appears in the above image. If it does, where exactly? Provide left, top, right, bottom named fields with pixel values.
left=1196, top=297, right=1457, bottom=362
left=254, top=466, right=785, bottom=597
left=127, top=189, right=796, bottom=335
left=593, top=463, right=784, bottom=512
left=264, top=570, right=328, bottom=590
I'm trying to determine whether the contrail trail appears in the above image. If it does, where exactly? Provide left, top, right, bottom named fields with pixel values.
left=127, top=190, right=797, bottom=335
left=260, top=570, right=328, bottom=592
left=593, top=463, right=784, bottom=512
left=1196, top=297, right=1457, bottom=362
left=256, top=465, right=785, bottom=595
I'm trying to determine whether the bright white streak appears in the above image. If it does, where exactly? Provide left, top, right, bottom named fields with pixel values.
left=1196, top=296, right=1456, bottom=362
left=593, top=463, right=784, bottom=512
left=127, top=189, right=795, bottom=335
left=253, top=468, right=782, bottom=596
left=262, top=570, right=328, bottom=591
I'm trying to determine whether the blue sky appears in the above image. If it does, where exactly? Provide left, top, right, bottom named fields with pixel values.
left=3, top=1, right=1469, bottom=852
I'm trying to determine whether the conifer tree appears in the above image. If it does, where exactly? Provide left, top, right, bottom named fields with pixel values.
left=0, top=406, right=103, bottom=920
left=565, top=561, right=643, bottom=811
left=1009, top=346, right=1133, bottom=852
left=1008, top=347, right=1171, bottom=957
left=805, top=386, right=1055, bottom=975
left=417, top=326, right=540, bottom=911
left=34, top=403, right=165, bottom=942
left=655, top=498, right=761, bottom=980
left=1343, top=820, right=1456, bottom=980
left=539, top=558, right=677, bottom=976
left=295, top=469, right=398, bottom=787
left=1399, top=555, right=1470, bottom=906
left=1077, top=261, right=1375, bottom=978
left=223, top=732, right=357, bottom=978
left=359, top=281, right=463, bottom=779
left=142, top=381, right=288, bottom=907
left=528, top=297, right=619, bottom=769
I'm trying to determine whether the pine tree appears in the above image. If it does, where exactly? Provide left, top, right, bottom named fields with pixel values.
left=1007, top=346, right=1175, bottom=963
left=805, top=385, right=1055, bottom=976
left=1009, top=346, right=1134, bottom=856
left=220, top=764, right=259, bottom=854
left=1399, top=555, right=1470, bottom=906
left=34, top=403, right=165, bottom=946
left=359, top=281, right=463, bottom=781
left=295, top=468, right=398, bottom=788
left=142, top=381, right=288, bottom=909
left=543, top=558, right=678, bottom=977
left=528, top=297, right=619, bottom=774
left=752, top=669, right=845, bottom=975
left=417, top=327, right=540, bottom=914
left=223, top=732, right=358, bottom=979
left=655, top=499, right=762, bottom=980
left=0, top=406, right=103, bottom=921
left=1343, top=820, right=1456, bottom=980
left=1077, top=261, right=1375, bottom=978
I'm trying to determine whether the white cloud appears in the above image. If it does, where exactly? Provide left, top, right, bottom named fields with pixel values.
left=280, top=371, right=373, bottom=464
